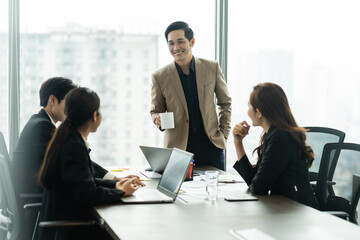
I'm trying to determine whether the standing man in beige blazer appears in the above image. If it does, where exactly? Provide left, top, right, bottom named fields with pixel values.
left=150, top=21, right=231, bottom=170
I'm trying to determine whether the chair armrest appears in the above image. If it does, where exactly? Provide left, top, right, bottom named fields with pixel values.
left=23, top=202, right=41, bottom=210
left=39, top=220, right=95, bottom=228
left=19, top=193, right=43, bottom=199
left=310, top=181, right=336, bottom=187
left=327, top=181, right=336, bottom=186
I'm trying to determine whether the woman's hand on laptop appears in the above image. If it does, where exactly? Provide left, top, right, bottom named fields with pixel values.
left=115, top=175, right=145, bottom=187
left=116, top=177, right=141, bottom=196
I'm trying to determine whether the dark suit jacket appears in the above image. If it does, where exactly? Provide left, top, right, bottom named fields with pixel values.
left=12, top=109, right=56, bottom=194
left=234, top=126, right=319, bottom=209
left=12, top=109, right=109, bottom=195
left=40, top=128, right=124, bottom=221
left=39, top=128, right=124, bottom=240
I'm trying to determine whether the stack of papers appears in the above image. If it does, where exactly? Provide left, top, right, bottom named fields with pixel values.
left=178, top=174, right=246, bottom=204
left=218, top=174, right=244, bottom=183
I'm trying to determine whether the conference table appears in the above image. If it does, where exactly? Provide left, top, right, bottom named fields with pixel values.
left=92, top=166, right=360, bottom=240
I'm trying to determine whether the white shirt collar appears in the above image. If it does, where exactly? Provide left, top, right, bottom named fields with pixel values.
left=81, top=136, right=90, bottom=150
left=43, top=109, right=56, bottom=126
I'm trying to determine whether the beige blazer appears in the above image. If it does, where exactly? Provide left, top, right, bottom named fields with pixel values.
left=150, top=57, right=232, bottom=150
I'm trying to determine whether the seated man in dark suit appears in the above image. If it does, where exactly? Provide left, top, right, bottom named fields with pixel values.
left=12, top=77, right=123, bottom=196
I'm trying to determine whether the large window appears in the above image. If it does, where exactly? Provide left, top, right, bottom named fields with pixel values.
left=0, top=1, right=8, bottom=143
left=19, top=0, right=215, bottom=166
left=227, top=0, right=360, bottom=172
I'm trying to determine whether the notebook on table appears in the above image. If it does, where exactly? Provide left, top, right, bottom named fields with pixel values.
left=139, top=145, right=173, bottom=173
left=122, top=148, right=194, bottom=204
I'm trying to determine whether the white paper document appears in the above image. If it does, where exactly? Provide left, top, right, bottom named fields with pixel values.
left=218, top=174, right=244, bottom=183
left=229, top=229, right=276, bottom=240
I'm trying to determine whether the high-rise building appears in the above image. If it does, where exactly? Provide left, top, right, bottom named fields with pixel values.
left=0, top=26, right=161, bottom=166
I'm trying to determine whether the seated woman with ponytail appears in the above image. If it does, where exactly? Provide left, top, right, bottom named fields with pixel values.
left=232, top=82, right=319, bottom=209
left=38, top=87, right=142, bottom=239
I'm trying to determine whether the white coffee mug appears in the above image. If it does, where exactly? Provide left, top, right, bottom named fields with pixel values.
left=160, top=112, right=175, bottom=129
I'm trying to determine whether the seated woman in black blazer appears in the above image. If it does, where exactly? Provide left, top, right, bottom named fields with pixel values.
left=232, top=82, right=319, bottom=209
left=38, top=87, right=143, bottom=239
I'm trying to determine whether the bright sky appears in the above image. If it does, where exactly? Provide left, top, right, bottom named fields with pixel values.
left=228, top=0, right=360, bottom=70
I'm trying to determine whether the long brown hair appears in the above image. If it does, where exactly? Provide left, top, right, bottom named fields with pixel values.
left=38, top=87, right=100, bottom=189
left=250, top=82, right=314, bottom=168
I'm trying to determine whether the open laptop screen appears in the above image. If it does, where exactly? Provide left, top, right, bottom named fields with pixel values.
left=139, top=145, right=172, bottom=173
left=158, top=148, right=193, bottom=194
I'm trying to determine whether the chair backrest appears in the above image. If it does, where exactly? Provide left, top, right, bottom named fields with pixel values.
left=0, top=132, right=12, bottom=237
left=0, top=132, right=10, bottom=166
left=0, top=154, right=21, bottom=240
left=351, top=174, right=360, bottom=224
left=315, top=143, right=360, bottom=222
left=304, top=127, right=345, bottom=181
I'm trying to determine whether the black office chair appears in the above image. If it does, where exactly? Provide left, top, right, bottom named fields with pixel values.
left=0, top=132, right=10, bottom=166
left=315, top=143, right=360, bottom=224
left=326, top=173, right=360, bottom=224
left=0, top=131, right=43, bottom=240
left=0, top=132, right=10, bottom=239
left=304, top=127, right=345, bottom=183
left=0, top=153, right=97, bottom=240
left=349, top=174, right=360, bottom=224
left=0, top=153, right=30, bottom=240
left=10, top=151, right=43, bottom=240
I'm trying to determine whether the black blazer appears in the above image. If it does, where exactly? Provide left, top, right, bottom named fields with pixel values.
left=40, top=128, right=125, bottom=223
left=12, top=109, right=109, bottom=195
left=12, top=109, right=55, bottom=194
left=233, top=126, right=319, bottom=209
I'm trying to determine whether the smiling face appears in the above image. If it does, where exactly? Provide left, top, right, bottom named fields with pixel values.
left=167, top=29, right=195, bottom=65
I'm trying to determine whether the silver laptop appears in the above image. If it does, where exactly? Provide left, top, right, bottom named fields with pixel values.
left=122, top=148, right=193, bottom=203
left=139, top=145, right=173, bottom=173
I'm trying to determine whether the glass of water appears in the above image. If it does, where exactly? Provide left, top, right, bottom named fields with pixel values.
left=205, top=170, right=219, bottom=201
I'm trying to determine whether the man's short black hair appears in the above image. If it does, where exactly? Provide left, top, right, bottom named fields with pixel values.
left=165, top=21, right=194, bottom=42
left=39, top=77, right=77, bottom=107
